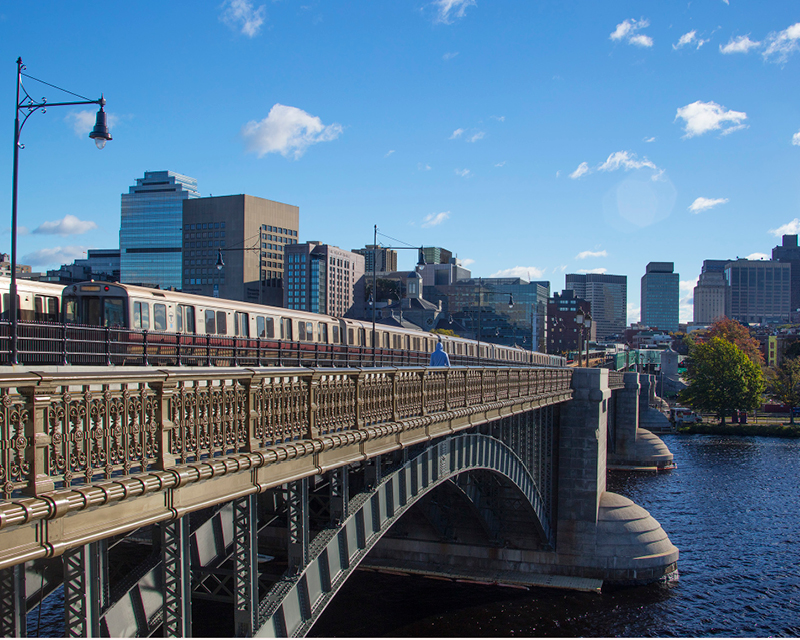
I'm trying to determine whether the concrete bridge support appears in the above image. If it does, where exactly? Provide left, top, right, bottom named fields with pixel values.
left=607, top=372, right=675, bottom=471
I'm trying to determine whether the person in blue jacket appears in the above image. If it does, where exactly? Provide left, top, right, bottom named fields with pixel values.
left=429, top=340, right=451, bottom=367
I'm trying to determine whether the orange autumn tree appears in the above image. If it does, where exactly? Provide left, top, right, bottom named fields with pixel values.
left=706, top=317, right=764, bottom=367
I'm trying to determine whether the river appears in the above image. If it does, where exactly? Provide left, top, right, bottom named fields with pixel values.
left=310, top=434, right=800, bottom=637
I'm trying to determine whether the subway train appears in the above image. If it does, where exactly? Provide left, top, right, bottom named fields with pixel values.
left=54, top=281, right=566, bottom=368
left=0, top=277, right=565, bottom=367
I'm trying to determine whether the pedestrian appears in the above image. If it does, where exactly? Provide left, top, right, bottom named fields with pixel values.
left=429, top=340, right=451, bottom=367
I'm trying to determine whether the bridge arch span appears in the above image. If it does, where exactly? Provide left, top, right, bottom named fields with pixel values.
left=259, top=433, right=550, bottom=637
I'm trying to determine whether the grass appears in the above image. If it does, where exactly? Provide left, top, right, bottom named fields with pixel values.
left=677, top=421, right=800, bottom=438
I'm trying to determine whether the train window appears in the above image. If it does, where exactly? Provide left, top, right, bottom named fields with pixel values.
left=257, top=316, right=265, bottom=338
left=104, top=298, right=124, bottom=327
left=177, top=305, right=195, bottom=334
left=319, top=323, right=328, bottom=344
left=298, top=322, right=306, bottom=341
left=348, top=328, right=355, bottom=345
left=34, top=295, right=60, bottom=322
left=235, top=312, right=249, bottom=337
left=63, top=297, right=77, bottom=323
left=265, top=317, right=275, bottom=338
left=2, top=294, right=20, bottom=321
left=359, top=328, right=366, bottom=346
left=205, top=309, right=216, bottom=334
left=153, top=304, right=167, bottom=332
left=282, top=318, right=292, bottom=341
left=332, top=325, right=339, bottom=344
left=134, top=302, right=150, bottom=330
left=216, top=311, right=227, bottom=335
left=383, top=333, right=389, bottom=348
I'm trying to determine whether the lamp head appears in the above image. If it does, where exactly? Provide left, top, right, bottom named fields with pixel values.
left=216, top=249, right=224, bottom=270
left=508, top=294, right=514, bottom=309
left=88, top=99, right=112, bottom=149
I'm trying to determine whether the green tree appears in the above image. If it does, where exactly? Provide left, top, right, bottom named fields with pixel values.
left=768, top=358, right=800, bottom=425
left=679, top=337, right=765, bottom=425
left=706, top=317, right=764, bottom=366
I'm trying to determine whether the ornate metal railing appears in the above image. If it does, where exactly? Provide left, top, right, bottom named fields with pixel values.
left=0, top=366, right=573, bottom=501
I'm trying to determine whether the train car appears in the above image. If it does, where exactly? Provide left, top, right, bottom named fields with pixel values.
left=0, top=276, right=63, bottom=322
left=61, top=281, right=565, bottom=368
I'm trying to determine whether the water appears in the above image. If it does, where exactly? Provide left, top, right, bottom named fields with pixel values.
left=311, top=435, right=800, bottom=637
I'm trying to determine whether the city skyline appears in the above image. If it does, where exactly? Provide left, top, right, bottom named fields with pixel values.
left=2, top=2, right=799, bottom=325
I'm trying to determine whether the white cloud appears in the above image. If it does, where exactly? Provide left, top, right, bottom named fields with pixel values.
left=746, top=252, right=769, bottom=261
left=461, top=258, right=475, bottom=267
left=241, top=104, right=342, bottom=159
left=490, top=266, right=546, bottom=279
left=64, top=110, right=118, bottom=137
left=22, top=246, right=87, bottom=267
left=569, top=162, right=590, bottom=179
left=32, top=215, right=98, bottom=236
left=418, top=162, right=432, bottom=171
left=627, top=302, right=641, bottom=325
left=680, top=277, right=699, bottom=294
left=793, top=131, right=800, bottom=146
left=720, top=35, right=761, bottom=54
left=598, top=150, right=657, bottom=172
left=432, top=0, right=476, bottom=24
left=450, top=128, right=465, bottom=139
left=629, top=34, right=654, bottom=48
left=688, top=196, right=729, bottom=213
left=455, top=168, right=471, bottom=178
left=673, top=30, right=709, bottom=51
left=578, top=268, right=608, bottom=274
left=643, top=136, right=656, bottom=143
left=721, top=0, right=729, bottom=4
left=468, top=131, right=485, bottom=143
left=385, top=149, right=395, bottom=157
left=675, top=100, right=747, bottom=138
left=443, top=51, right=459, bottom=60
left=650, top=168, right=666, bottom=182
left=495, top=161, right=506, bottom=168
left=770, top=219, right=800, bottom=237
left=422, top=211, right=450, bottom=228
left=220, top=0, right=266, bottom=37
left=491, top=115, right=505, bottom=122
left=763, top=22, right=800, bottom=64
left=610, top=18, right=652, bottom=47
left=575, top=250, right=608, bottom=260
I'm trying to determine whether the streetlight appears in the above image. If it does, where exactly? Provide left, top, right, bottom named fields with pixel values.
left=575, top=310, right=593, bottom=367
left=10, top=57, right=111, bottom=363
left=216, top=243, right=268, bottom=302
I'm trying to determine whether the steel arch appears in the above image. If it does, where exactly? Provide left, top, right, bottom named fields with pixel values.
left=257, top=432, right=553, bottom=637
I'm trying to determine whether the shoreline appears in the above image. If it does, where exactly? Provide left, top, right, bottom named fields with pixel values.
left=676, top=422, right=800, bottom=438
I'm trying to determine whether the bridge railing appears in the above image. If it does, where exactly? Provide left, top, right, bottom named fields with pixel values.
left=0, top=320, right=538, bottom=369
left=0, top=366, right=573, bottom=501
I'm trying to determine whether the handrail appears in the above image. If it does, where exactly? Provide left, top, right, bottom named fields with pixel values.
left=0, top=366, right=573, bottom=504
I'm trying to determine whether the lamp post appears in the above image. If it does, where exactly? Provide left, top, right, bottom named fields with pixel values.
left=575, top=310, right=593, bottom=367
left=215, top=242, right=263, bottom=301
left=10, top=57, right=111, bottom=363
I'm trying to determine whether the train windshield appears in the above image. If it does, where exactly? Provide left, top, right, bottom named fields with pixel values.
left=64, top=295, right=125, bottom=327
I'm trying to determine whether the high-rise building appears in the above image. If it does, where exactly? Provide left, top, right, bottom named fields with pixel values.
left=352, top=245, right=397, bottom=273
left=547, top=289, right=594, bottom=354
left=120, top=171, right=199, bottom=289
left=565, top=273, right=627, bottom=341
left=433, top=278, right=549, bottom=348
left=771, top=234, right=800, bottom=313
left=693, top=259, right=729, bottom=324
left=284, top=242, right=365, bottom=317
left=640, top=262, right=679, bottom=333
left=421, top=247, right=453, bottom=265
left=182, top=195, right=299, bottom=306
left=724, top=258, right=791, bottom=325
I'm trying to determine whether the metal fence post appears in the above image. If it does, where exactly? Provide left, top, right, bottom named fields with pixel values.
left=21, top=383, right=56, bottom=496
left=150, top=380, right=179, bottom=470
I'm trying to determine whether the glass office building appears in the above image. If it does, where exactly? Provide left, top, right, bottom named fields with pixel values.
left=640, top=262, right=679, bottom=333
left=120, top=171, right=200, bottom=289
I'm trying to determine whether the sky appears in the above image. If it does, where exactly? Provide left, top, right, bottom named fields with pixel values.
left=1, top=1, right=799, bottom=325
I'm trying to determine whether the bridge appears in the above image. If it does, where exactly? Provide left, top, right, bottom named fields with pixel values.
left=0, top=363, right=677, bottom=637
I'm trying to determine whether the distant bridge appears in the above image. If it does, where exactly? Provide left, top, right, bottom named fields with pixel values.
left=0, top=365, right=676, bottom=637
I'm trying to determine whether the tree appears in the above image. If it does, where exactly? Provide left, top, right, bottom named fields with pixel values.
left=679, top=337, right=765, bottom=425
left=706, top=317, right=764, bottom=366
left=768, top=358, right=800, bottom=425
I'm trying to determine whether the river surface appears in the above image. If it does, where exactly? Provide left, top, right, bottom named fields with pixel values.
left=311, top=435, right=800, bottom=637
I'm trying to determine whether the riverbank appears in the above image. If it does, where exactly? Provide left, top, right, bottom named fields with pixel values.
left=677, top=422, right=800, bottom=438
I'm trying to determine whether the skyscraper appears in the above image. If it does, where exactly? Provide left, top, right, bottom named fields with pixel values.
left=693, top=259, right=729, bottom=324
left=640, top=262, right=679, bottom=332
left=724, top=258, right=790, bottom=324
left=182, top=195, right=299, bottom=306
left=565, top=273, right=627, bottom=341
left=285, top=242, right=365, bottom=317
left=120, top=171, right=199, bottom=289
left=771, top=234, right=800, bottom=313
left=352, top=245, right=397, bottom=273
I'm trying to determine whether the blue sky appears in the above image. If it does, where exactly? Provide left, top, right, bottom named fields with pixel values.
left=2, top=1, right=799, bottom=324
